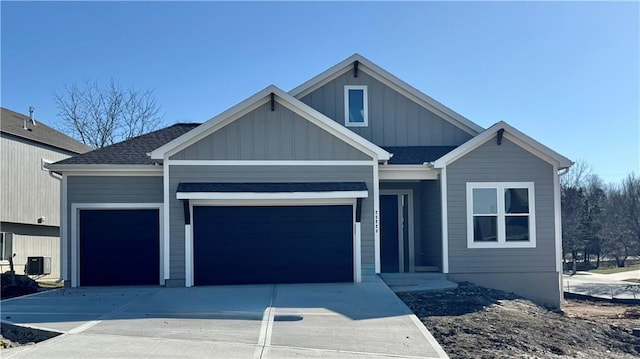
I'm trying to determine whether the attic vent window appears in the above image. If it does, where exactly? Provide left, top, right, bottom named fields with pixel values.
left=344, top=85, right=368, bottom=127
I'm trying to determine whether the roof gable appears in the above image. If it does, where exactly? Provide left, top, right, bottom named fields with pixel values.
left=170, top=101, right=370, bottom=161
left=289, top=54, right=484, bottom=136
left=432, top=121, right=573, bottom=169
left=150, top=85, right=390, bottom=161
left=1, top=107, right=91, bottom=154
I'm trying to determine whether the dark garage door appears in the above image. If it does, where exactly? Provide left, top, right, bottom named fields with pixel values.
left=193, top=205, right=353, bottom=285
left=79, top=209, right=159, bottom=286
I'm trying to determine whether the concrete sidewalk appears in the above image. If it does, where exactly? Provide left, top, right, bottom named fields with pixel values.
left=563, top=270, right=640, bottom=301
left=1, top=280, right=448, bottom=359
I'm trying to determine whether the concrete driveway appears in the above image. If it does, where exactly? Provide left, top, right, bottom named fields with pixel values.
left=1, top=279, right=447, bottom=359
left=563, top=271, right=640, bottom=301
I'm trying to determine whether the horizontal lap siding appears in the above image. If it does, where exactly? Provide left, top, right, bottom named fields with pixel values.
left=168, top=165, right=374, bottom=280
left=299, top=70, right=472, bottom=147
left=65, top=176, right=163, bottom=279
left=422, top=180, right=442, bottom=269
left=170, top=102, right=369, bottom=161
left=447, top=138, right=556, bottom=273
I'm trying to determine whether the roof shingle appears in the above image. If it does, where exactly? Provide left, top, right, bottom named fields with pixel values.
left=54, top=123, right=200, bottom=165
left=382, top=146, right=458, bottom=165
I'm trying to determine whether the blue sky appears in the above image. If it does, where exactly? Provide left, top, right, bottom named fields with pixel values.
left=2, top=1, right=638, bottom=183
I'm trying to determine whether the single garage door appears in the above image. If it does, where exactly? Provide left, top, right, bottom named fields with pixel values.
left=79, top=209, right=160, bottom=286
left=193, top=205, right=353, bottom=285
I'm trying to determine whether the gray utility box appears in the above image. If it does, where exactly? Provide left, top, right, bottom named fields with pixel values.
left=26, top=256, right=51, bottom=275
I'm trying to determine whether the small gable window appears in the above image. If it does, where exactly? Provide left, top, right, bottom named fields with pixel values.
left=344, top=85, right=368, bottom=127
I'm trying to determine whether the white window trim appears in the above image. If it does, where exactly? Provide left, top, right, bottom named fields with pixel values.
left=344, top=85, right=368, bottom=127
left=466, top=182, right=536, bottom=249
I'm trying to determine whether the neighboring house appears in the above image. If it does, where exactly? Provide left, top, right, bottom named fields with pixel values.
left=49, top=54, right=572, bottom=307
left=1, top=107, right=91, bottom=280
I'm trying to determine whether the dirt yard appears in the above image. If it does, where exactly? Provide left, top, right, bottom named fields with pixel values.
left=398, top=282, right=640, bottom=359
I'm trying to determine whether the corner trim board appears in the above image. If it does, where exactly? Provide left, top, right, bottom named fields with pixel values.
left=441, top=167, right=449, bottom=273
left=61, top=174, right=68, bottom=281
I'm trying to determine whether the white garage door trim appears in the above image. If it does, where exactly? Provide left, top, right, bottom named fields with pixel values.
left=184, top=198, right=361, bottom=287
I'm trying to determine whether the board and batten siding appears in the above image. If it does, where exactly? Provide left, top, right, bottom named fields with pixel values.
left=1, top=134, right=71, bottom=226
left=170, top=102, right=370, bottom=161
left=299, top=70, right=473, bottom=147
left=168, top=165, right=375, bottom=281
left=64, top=176, right=163, bottom=279
left=445, top=137, right=559, bottom=306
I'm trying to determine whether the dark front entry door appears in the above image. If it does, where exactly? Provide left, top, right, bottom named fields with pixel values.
left=380, top=195, right=399, bottom=273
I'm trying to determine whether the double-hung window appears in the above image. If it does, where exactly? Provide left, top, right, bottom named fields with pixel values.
left=344, top=85, right=368, bottom=127
left=466, top=182, right=536, bottom=248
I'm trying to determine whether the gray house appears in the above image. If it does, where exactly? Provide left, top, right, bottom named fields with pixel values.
left=1, top=107, right=91, bottom=280
left=49, top=55, right=572, bottom=306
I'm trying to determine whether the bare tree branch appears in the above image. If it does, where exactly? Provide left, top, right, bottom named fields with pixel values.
left=54, top=80, right=162, bottom=148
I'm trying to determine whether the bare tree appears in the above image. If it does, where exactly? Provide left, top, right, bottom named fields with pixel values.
left=561, top=159, right=592, bottom=188
left=562, top=185, right=586, bottom=274
left=54, top=80, right=162, bottom=148
left=620, top=173, right=640, bottom=254
left=582, top=174, right=606, bottom=268
left=601, top=185, right=636, bottom=267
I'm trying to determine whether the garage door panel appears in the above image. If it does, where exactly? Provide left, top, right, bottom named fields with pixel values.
left=80, top=209, right=159, bottom=286
left=193, top=205, right=353, bottom=285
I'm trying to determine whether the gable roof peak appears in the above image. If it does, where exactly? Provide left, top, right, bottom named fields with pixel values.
left=289, top=54, right=484, bottom=136
left=148, top=84, right=390, bottom=161
left=433, top=120, right=573, bottom=170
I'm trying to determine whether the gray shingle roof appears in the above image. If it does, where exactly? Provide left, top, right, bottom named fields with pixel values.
left=177, top=182, right=368, bottom=193
left=382, top=146, right=458, bottom=164
left=54, top=123, right=200, bottom=165
left=1, top=107, right=92, bottom=154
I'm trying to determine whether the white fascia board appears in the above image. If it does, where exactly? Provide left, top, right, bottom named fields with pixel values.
left=47, top=164, right=163, bottom=175
left=378, top=165, right=438, bottom=180
left=433, top=121, right=573, bottom=169
left=289, top=53, right=484, bottom=136
left=176, top=191, right=369, bottom=201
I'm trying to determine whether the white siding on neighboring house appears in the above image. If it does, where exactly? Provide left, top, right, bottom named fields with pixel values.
left=1, top=134, right=70, bottom=226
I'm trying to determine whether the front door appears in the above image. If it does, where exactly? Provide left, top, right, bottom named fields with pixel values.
left=380, top=195, right=400, bottom=272
left=380, top=192, right=413, bottom=273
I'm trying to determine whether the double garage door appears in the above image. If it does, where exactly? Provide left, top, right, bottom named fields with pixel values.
left=193, top=205, right=354, bottom=285
left=78, top=205, right=353, bottom=286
